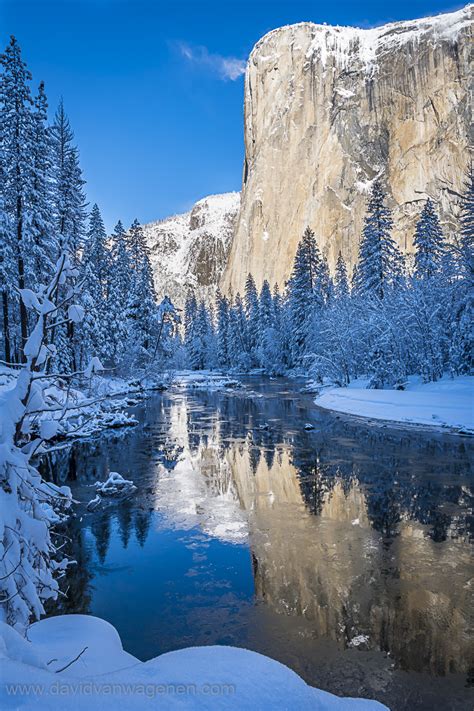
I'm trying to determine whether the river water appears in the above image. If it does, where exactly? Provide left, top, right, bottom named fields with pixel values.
left=44, top=377, right=473, bottom=710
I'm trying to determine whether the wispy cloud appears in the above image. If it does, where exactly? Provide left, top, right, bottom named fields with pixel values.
left=177, top=42, right=246, bottom=81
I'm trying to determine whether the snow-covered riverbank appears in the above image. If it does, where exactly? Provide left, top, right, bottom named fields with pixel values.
left=0, top=615, right=388, bottom=710
left=314, top=376, right=473, bottom=434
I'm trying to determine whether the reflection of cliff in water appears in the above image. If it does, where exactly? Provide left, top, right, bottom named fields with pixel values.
left=144, top=393, right=472, bottom=677
left=226, top=442, right=472, bottom=676
left=41, top=384, right=473, bottom=681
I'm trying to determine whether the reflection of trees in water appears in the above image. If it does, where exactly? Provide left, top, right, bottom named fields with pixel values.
left=226, top=441, right=472, bottom=676
left=181, top=388, right=472, bottom=544
left=45, top=516, right=92, bottom=616
left=134, top=508, right=151, bottom=547
left=42, top=385, right=473, bottom=677
left=288, top=424, right=472, bottom=542
left=91, top=511, right=112, bottom=564
left=88, top=506, right=155, bottom=561
left=117, top=500, right=133, bottom=548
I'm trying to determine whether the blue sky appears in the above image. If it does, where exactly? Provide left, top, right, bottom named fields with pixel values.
left=0, top=0, right=464, bottom=231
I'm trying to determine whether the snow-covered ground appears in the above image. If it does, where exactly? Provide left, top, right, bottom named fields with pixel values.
left=314, top=375, right=473, bottom=433
left=0, top=615, right=388, bottom=710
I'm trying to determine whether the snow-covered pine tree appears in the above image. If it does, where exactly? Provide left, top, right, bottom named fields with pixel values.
left=244, top=273, right=260, bottom=365
left=259, top=280, right=273, bottom=331
left=448, top=168, right=474, bottom=374
left=270, top=283, right=288, bottom=372
left=82, top=204, right=110, bottom=291
left=257, top=279, right=283, bottom=373
left=319, top=255, right=333, bottom=305
left=50, top=100, right=86, bottom=260
left=413, top=199, right=445, bottom=279
left=197, top=300, right=217, bottom=369
left=49, top=100, right=86, bottom=371
left=457, top=167, right=474, bottom=281
left=287, top=227, right=324, bottom=363
left=228, top=293, right=250, bottom=370
left=0, top=166, right=13, bottom=362
left=30, top=81, right=56, bottom=289
left=107, top=220, right=132, bottom=366
left=216, top=289, right=230, bottom=368
left=334, top=252, right=349, bottom=298
left=355, top=180, right=403, bottom=299
left=126, top=219, right=157, bottom=361
left=184, top=291, right=200, bottom=370
left=0, top=36, right=35, bottom=358
left=151, top=296, right=180, bottom=366
left=79, top=205, right=110, bottom=364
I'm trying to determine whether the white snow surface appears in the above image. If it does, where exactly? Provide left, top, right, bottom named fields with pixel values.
left=0, top=615, right=389, bottom=710
left=252, top=4, right=472, bottom=75
left=315, top=376, right=474, bottom=433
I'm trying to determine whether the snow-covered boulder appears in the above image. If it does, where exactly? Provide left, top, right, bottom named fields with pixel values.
left=94, top=472, right=137, bottom=497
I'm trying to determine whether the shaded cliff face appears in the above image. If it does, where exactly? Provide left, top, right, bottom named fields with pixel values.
left=143, top=192, right=240, bottom=308
left=222, top=5, right=473, bottom=293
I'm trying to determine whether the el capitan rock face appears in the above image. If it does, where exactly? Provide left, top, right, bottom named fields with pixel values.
left=222, top=5, right=473, bottom=294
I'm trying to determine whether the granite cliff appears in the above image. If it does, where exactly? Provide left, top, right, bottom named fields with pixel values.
left=222, top=5, right=473, bottom=293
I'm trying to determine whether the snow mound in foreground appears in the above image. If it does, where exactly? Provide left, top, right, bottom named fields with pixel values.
left=0, top=615, right=389, bottom=710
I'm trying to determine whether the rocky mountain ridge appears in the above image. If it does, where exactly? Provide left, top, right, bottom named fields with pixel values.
left=143, top=192, right=240, bottom=308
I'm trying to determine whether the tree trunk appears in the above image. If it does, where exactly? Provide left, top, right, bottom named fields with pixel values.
left=17, top=198, right=28, bottom=362
left=2, top=290, right=11, bottom=362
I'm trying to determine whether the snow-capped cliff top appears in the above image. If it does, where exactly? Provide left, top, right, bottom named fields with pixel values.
left=146, top=191, right=240, bottom=230
left=251, top=4, right=472, bottom=73
left=143, top=192, right=240, bottom=307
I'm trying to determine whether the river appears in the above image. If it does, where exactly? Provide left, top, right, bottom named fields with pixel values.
left=43, top=377, right=474, bottom=710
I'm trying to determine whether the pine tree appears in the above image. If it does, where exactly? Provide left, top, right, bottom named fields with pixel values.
left=458, top=167, right=474, bottom=280
left=0, top=36, right=35, bottom=357
left=107, top=220, right=131, bottom=366
left=413, top=199, right=445, bottom=279
left=49, top=100, right=86, bottom=371
left=152, top=296, right=180, bottom=365
left=79, top=204, right=110, bottom=364
left=127, top=219, right=156, bottom=359
left=259, top=280, right=273, bottom=330
left=184, top=291, right=199, bottom=369
left=287, top=227, right=325, bottom=362
left=334, top=252, right=349, bottom=298
left=355, top=180, right=403, bottom=299
left=82, top=204, right=110, bottom=288
left=0, top=164, right=13, bottom=361
left=196, top=300, right=216, bottom=369
left=244, top=273, right=260, bottom=363
left=50, top=100, right=86, bottom=259
left=271, top=283, right=289, bottom=371
left=448, top=168, right=474, bottom=375
left=30, top=81, right=56, bottom=288
left=216, top=289, right=230, bottom=368
left=228, top=293, right=250, bottom=369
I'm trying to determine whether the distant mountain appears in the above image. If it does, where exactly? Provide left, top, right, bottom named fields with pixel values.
left=143, top=192, right=240, bottom=308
